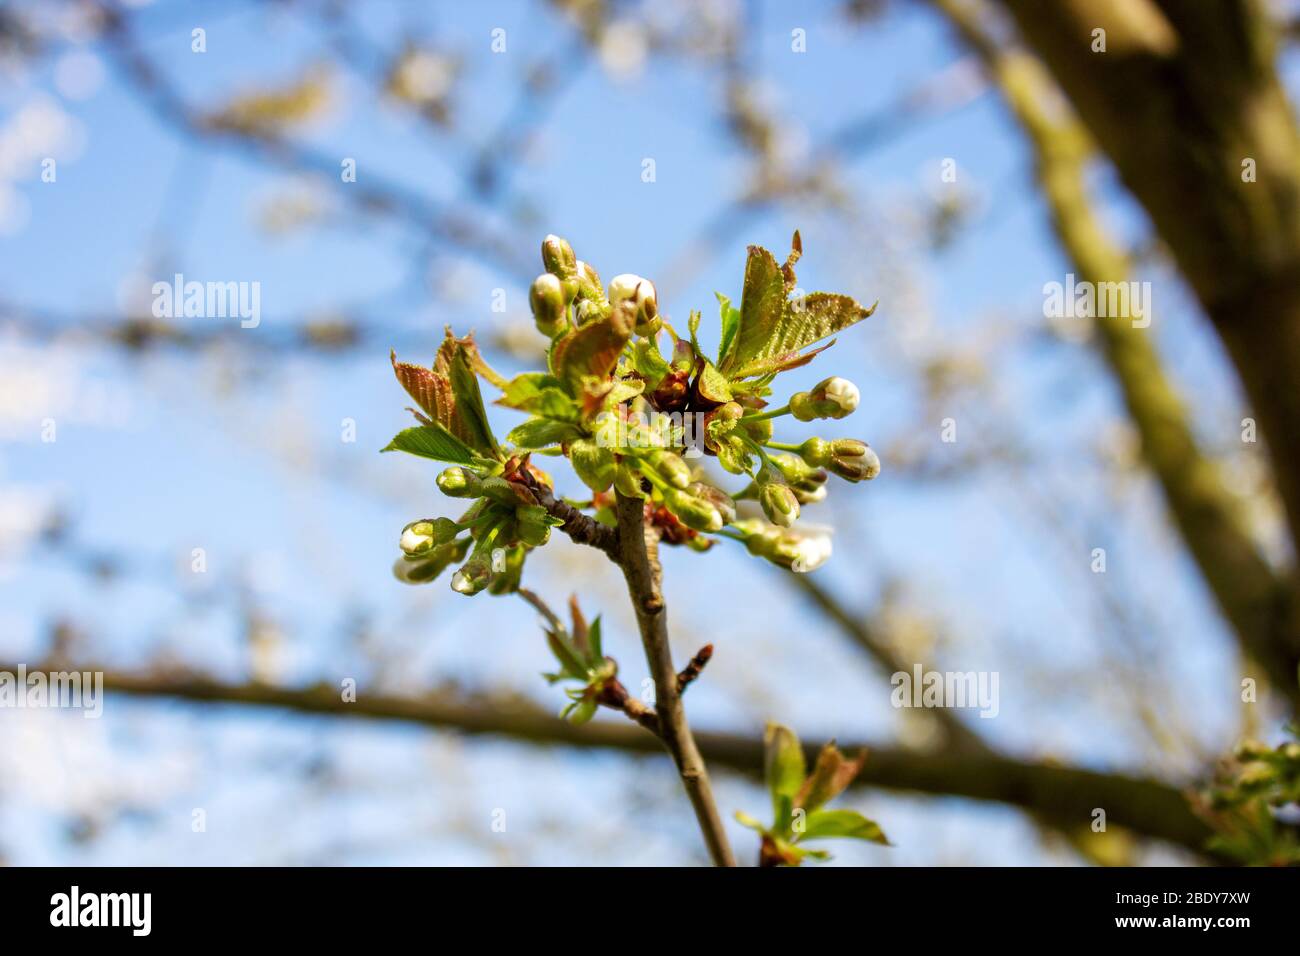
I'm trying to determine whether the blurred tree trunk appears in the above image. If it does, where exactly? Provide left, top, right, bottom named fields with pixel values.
left=992, top=0, right=1300, bottom=693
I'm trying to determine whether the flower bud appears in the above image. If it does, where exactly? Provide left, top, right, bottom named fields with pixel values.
left=770, top=452, right=815, bottom=486
left=785, top=527, right=833, bottom=572
left=607, top=273, right=650, bottom=308
left=487, top=544, right=526, bottom=595
left=393, top=537, right=471, bottom=585
left=437, top=466, right=482, bottom=498
left=687, top=481, right=736, bottom=525
left=792, top=483, right=827, bottom=505
left=651, top=370, right=690, bottom=412
left=734, top=520, right=832, bottom=572
left=646, top=448, right=690, bottom=489
left=607, top=274, right=659, bottom=336
left=570, top=438, right=616, bottom=492
left=663, top=487, right=723, bottom=533
left=400, top=517, right=459, bottom=556
left=529, top=273, right=568, bottom=338
left=715, top=401, right=744, bottom=423
left=798, top=437, right=832, bottom=468
left=814, top=377, right=859, bottom=416
left=790, top=376, right=860, bottom=421
left=827, top=439, right=880, bottom=482
left=741, top=414, right=773, bottom=443
left=541, top=234, right=577, bottom=279
left=758, top=479, right=800, bottom=527
left=450, top=549, right=493, bottom=595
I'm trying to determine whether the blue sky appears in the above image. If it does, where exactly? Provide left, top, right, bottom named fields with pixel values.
left=0, top=0, right=1280, bottom=864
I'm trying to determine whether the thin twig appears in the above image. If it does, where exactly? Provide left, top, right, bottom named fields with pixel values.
left=676, top=645, right=713, bottom=695
left=516, top=588, right=660, bottom=735
left=614, top=492, right=736, bottom=867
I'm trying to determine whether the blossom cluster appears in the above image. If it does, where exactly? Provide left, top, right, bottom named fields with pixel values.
left=386, top=232, right=879, bottom=592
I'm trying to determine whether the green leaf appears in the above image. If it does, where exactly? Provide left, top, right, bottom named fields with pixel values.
left=498, top=373, right=565, bottom=411
left=391, top=352, right=456, bottom=427
left=551, top=311, right=633, bottom=396
left=507, top=417, right=582, bottom=449
left=801, top=809, right=889, bottom=845
left=794, top=743, right=867, bottom=813
left=688, top=308, right=703, bottom=356
left=567, top=697, right=598, bottom=725
left=715, top=292, right=741, bottom=365
left=448, top=346, right=501, bottom=457
left=696, top=361, right=732, bottom=404
left=774, top=793, right=794, bottom=835
left=734, top=810, right=767, bottom=834
left=606, top=378, right=645, bottom=405
left=632, top=338, right=671, bottom=390
left=537, top=388, right=582, bottom=422
left=720, top=245, right=786, bottom=376
left=729, top=293, right=875, bottom=379
left=382, top=424, right=478, bottom=465
left=587, top=616, right=603, bottom=661
left=764, top=722, right=807, bottom=821
left=546, top=629, right=587, bottom=682
left=718, top=241, right=875, bottom=379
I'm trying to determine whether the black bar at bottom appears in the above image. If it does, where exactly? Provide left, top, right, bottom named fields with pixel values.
left=0, top=865, right=1289, bottom=940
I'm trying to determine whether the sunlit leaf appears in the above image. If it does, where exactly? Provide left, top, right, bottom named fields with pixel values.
left=720, top=245, right=785, bottom=375
left=381, top=424, right=479, bottom=464
left=716, top=292, right=741, bottom=365
left=552, top=311, right=633, bottom=396
left=795, top=742, right=867, bottom=813
left=507, top=417, right=582, bottom=449
left=764, top=722, right=806, bottom=820
left=448, top=345, right=501, bottom=457
left=802, top=809, right=889, bottom=844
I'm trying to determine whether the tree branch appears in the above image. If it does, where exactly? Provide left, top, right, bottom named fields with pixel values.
left=96, top=0, right=534, bottom=282
left=522, top=475, right=620, bottom=561
left=790, top=572, right=990, bottom=753
left=613, top=492, right=736, bottom=866
left=37, top=661, right=1217, bottom=857
left=931, top=0, right=1300, bottom=712
left=982, top=0, right=1300, bottom=668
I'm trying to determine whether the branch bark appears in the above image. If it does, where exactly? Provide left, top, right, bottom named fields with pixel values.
left=524, top=476, right=620, bottom=561
left=42, top=661, right=1217, bottom=857
left=980, top=0, right=1300, bottom=690
left=613, top=493, right=736, bottom=866
left=931, top=0, right=1300, bottom=711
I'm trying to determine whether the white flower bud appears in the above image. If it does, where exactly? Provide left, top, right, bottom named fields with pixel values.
left=790, top=528, right=833, bottom=572
left=608, top=273, right=656, bottom=314
left=820, top=377, right=859, bottom=415
left=400, top=525, right=431, bottom=555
